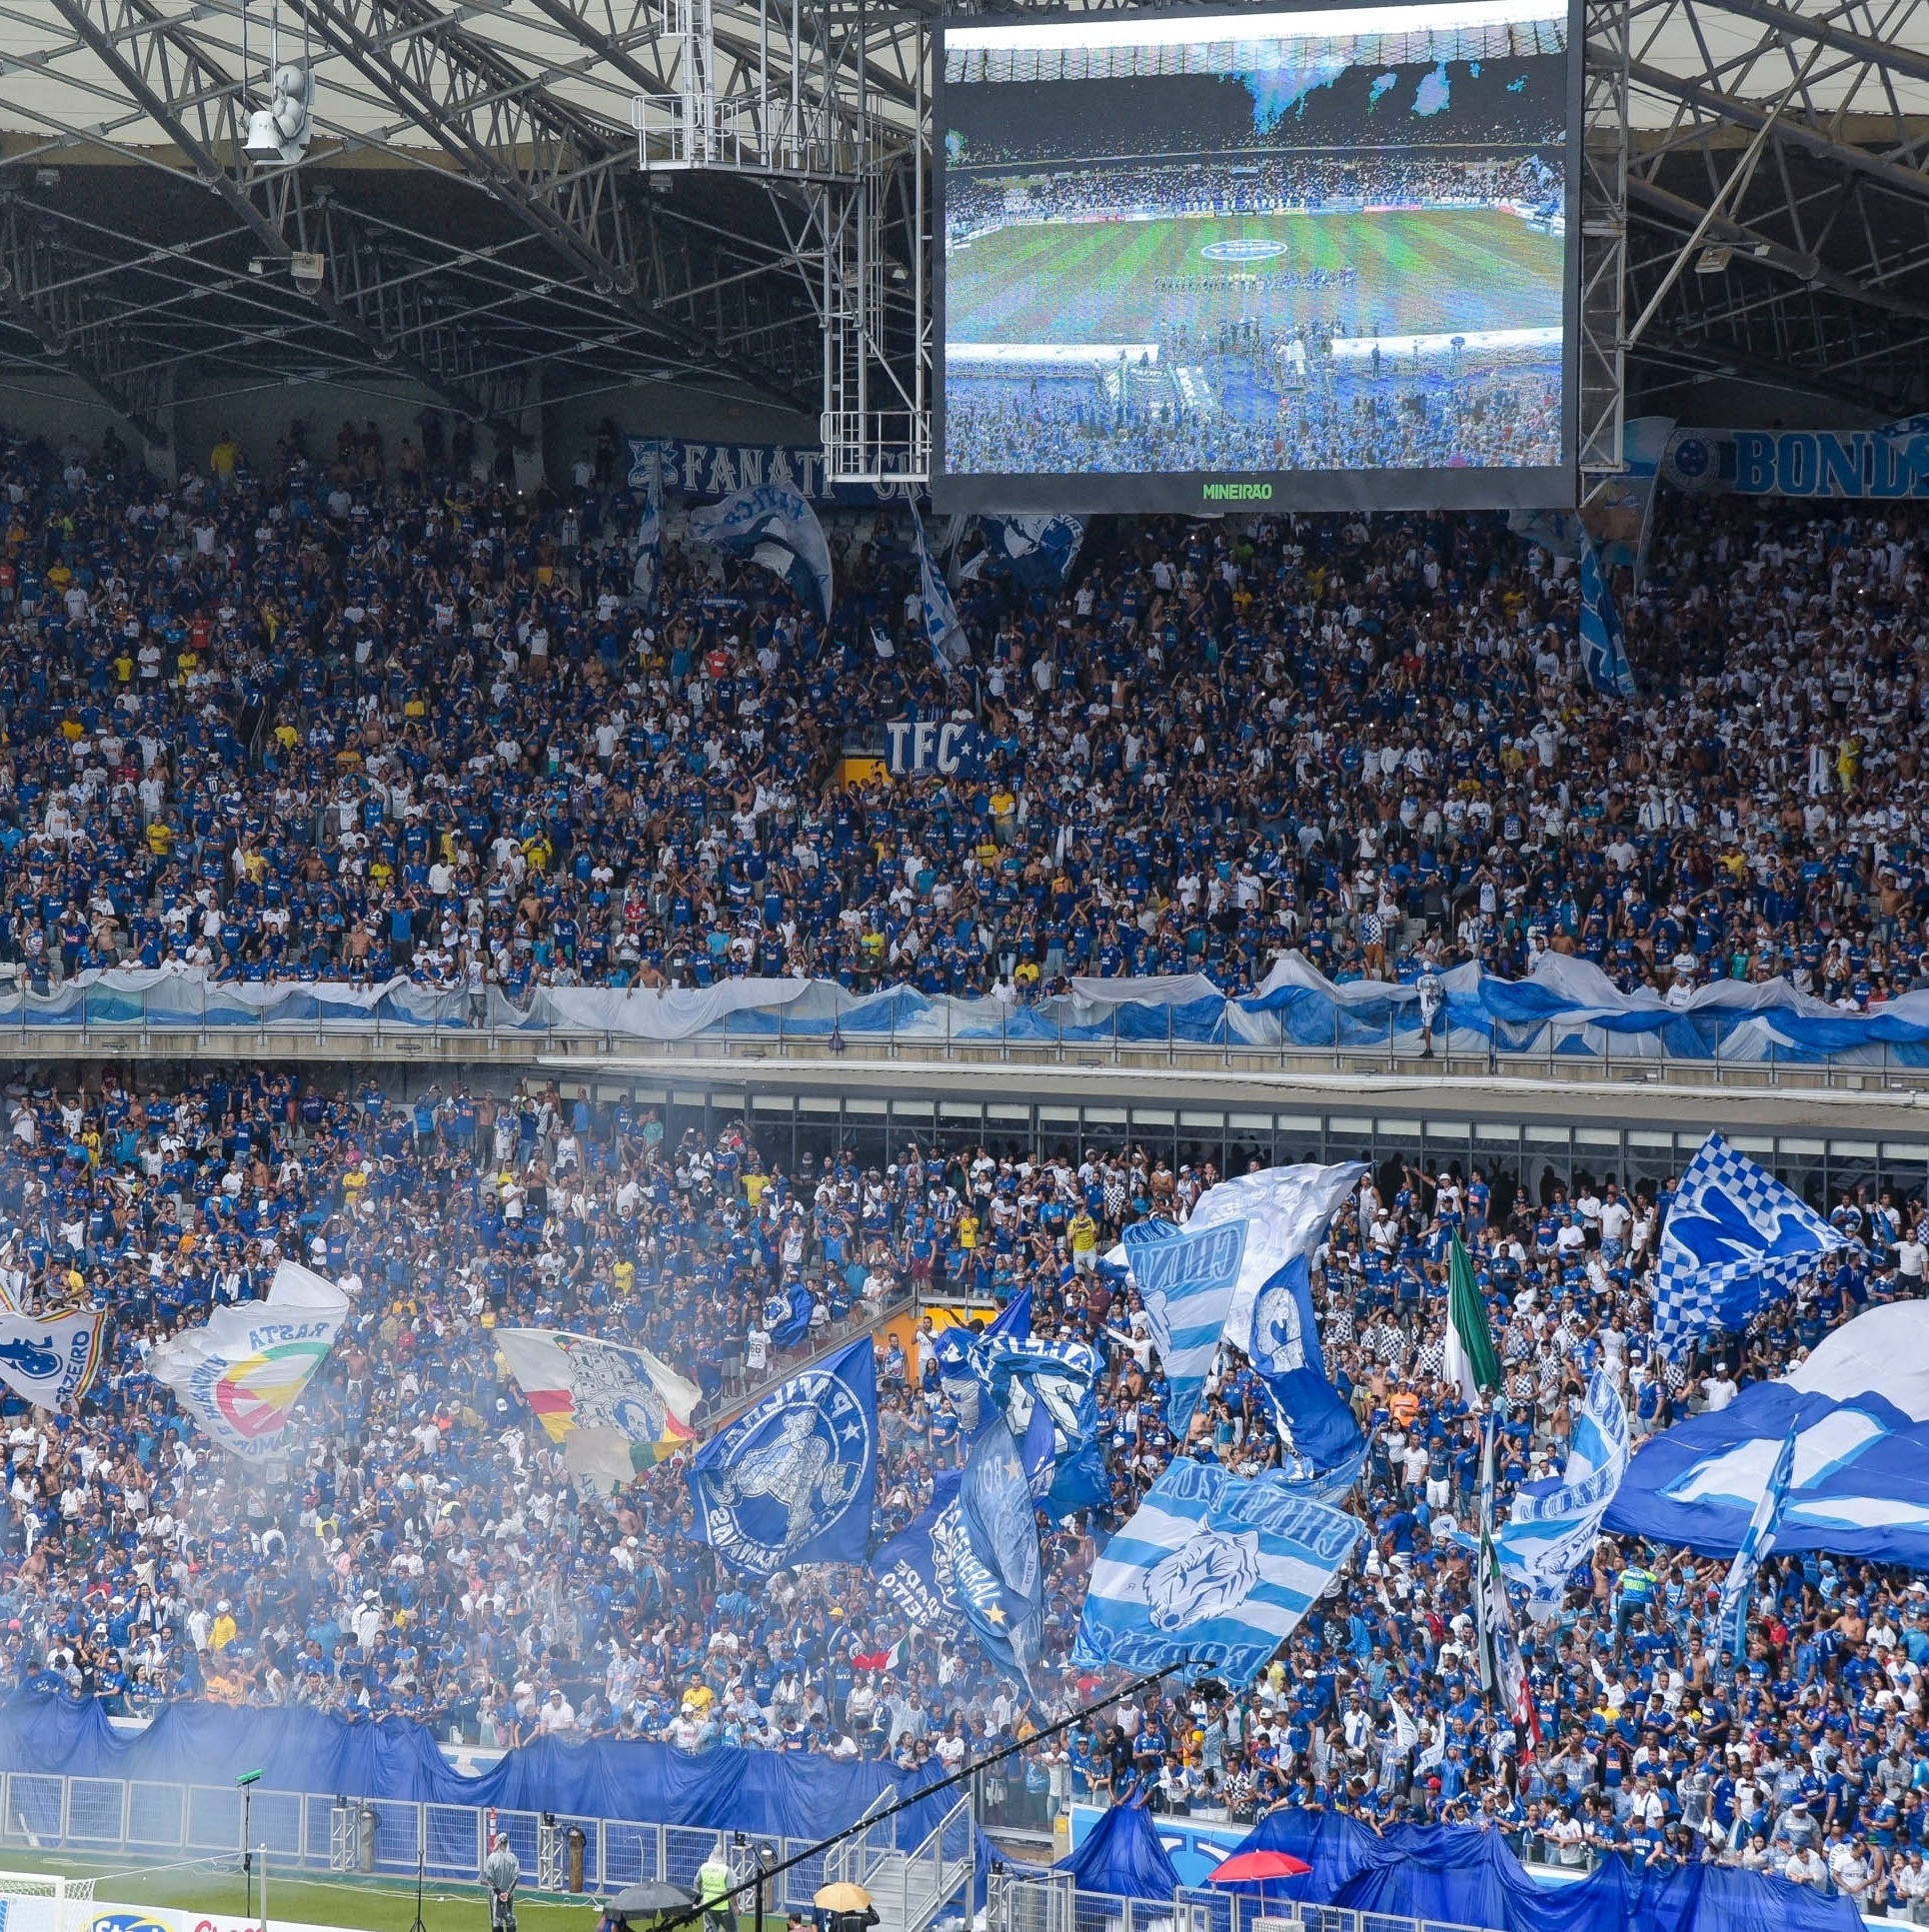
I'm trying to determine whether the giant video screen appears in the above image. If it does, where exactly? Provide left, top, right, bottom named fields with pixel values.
left=934, top=0, right=1578, bottom=514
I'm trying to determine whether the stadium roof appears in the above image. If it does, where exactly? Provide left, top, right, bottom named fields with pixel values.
left=0, top=0, right=1920, bottom=444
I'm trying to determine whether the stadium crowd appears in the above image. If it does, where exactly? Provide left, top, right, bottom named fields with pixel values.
left=2, top=1062, right=1926, bottom=1906
left=944, top=152, right=1561, bottom=240
left=945, top=356, right=1563, bottom=477
left=0, top=416, right=1922, bottom=1902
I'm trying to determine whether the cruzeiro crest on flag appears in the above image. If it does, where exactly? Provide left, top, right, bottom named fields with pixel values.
left=700, top=1366, right=873, bottom=1572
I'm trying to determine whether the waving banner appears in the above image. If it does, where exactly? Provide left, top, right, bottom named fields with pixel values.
left=1654, top=1131, right=1848, bottom=1355
left=495, top=1328, right=700, bottom=1491
left=1122, top=1215, right=1245, bottom=1438
left=1492, top=1368, right=1630, bottom=1616
left=1073, top=1457, right=1360, bottom=1681
left=147, top=1260, right=349, bottom=1460
left=0, top=1308, right=109, bottom=1410
left=689, top=1334, right=877, bottom=1575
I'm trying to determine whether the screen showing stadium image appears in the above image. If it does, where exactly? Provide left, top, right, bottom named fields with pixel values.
left=933, top=0, right=1578, bottom=514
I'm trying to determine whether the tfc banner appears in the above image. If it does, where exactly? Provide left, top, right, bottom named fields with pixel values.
left=147, top=1260, right=349, bottom=1460
left=0, top=1308, right=108, bottom=1409
left=1073, top=1457, right=1360, bottom=1681
left=494, top=1328, right=699, bottom=1490
left=1492, top=1369, right=1630, bottom=1617
left=689, top=1334, right=877, bottom=1575
left=1122, top=1215, right=1246, bottom=1437
left=883, top=718, right=985, bottom=779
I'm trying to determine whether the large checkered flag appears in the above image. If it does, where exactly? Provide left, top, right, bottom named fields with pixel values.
left=1716, top=1429, right=1797, bottom=1660
left=1654, top=1132, right=1850, bottom=1357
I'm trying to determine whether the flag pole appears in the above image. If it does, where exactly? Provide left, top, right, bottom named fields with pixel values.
left=638, top=1656, right=1200, bottom=1932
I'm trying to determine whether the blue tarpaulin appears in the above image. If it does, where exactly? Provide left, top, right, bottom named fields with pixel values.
left=1226, top=1809, right=1858, bottom=1932
left=0, top=1697, right=953, bottom=1846
left=1053, top=1800, right=1181, bottom=1901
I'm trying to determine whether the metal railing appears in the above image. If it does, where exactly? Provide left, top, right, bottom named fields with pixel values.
left=0, top=1769, right=963, bottom=1927
left=989, top=1881, right=1503, bottom=1932
left=826, top=1790, right=973, bottom=1932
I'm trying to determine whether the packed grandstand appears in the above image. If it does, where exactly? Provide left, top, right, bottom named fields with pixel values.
left=0, top=414, right=1921, bottom=1910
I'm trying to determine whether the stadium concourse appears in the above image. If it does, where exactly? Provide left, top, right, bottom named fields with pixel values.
left=0, top=417, right=1928, bottom=1911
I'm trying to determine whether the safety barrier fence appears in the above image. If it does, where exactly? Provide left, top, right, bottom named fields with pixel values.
left=0, top=1769, right=972, bottom=1930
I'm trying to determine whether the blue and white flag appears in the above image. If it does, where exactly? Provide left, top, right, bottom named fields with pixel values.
left=689, top=1334, right=876, bottom=1575
left=937, top=1289, right=1029, bottom=1433
left=1503, top=507, right=1583, bottom=559
left=685, top=481, right=834, bottom=621
left=910, top=513, right=968, bottom=675
left=947, top=1418, right=1045, bottom=1694
left=1716, top=1428, right=1796, bottom=1657
left=1492, top=1370, right=1630, bottom=1617
left=631, top=442, right=663, bottom=613
left=768, top=1278, right=815, bottom=1349
left=968, top=513, right=1084, bottom=590
left=1577, top=530, right=1638, bottom=700
left=1605, top=1300, right=1929, bottom=1566
left=975, top=1328, right=1107, bottom=1517
left=875, top=1470, right=964, bottom=1636
left=1277, top=1437, right=1369, bottom=1505
left=1073, top=1457, right=1360, bottom=1681
left=1122, top=1215, right=1246, bottom=1439
left=1188, top=1163, right=1367, bottom=1471
left=1654, top=1131, right=1850, bottom=1355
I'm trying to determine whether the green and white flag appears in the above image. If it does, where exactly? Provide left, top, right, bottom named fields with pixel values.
left=1444, top=1232, right=1502, bottom=1408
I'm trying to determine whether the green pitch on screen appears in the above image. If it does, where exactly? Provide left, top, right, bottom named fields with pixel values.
left=945, top=209, right=1562, bottom=344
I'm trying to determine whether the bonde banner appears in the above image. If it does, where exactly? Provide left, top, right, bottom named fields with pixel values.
left=1663, top=426, right=1929, bottom=500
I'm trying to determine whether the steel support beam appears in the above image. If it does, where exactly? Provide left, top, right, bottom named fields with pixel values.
left=46, top=0, right=531, bottom=440
left=281, top=0, right=822, bottom=406
left=0, top=201, right=170, bottom=442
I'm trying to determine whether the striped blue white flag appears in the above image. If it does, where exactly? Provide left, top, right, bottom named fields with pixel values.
left=1071, top=1457, right=1360, bottom=1681
left=1716, top=1428, right=1797, bottom=1658
left=1492, top=1370, right=1630, bottom=1616
left=1122, top=1216, right=1247, bottom=1438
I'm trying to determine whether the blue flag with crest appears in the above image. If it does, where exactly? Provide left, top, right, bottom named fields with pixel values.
left=968, top=514, right=1084, bottom=590
left=685, top=481, right=834, bottom=621
left=936, top=1289, right=1029, bottom=1433
left=946, top=1417, right=1045, bottom=1695
left=910, top=513, right=968, bottom=675
left=873, top=1419, right=1054, bottom=1639
left=689, top=1334, right=876, bottom=1575
left=1654, top=1131, right=1850, bottom=1355
left=1492, top=1368, right=1630, bottom=1615
left=1193, top=1163, right=1368, bottom=1473
left=1123, top=1215, right=1246, bottom=1439
left=974, top=1329, right=1107, bottom=1518
left=768, top=1278, right=815, bottom=1349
